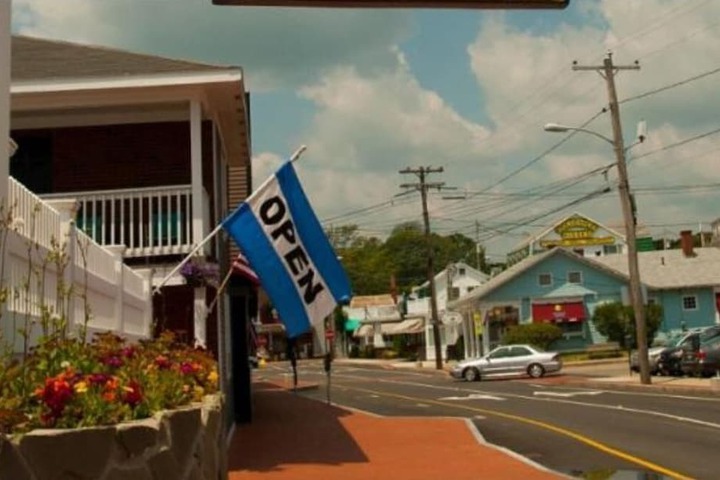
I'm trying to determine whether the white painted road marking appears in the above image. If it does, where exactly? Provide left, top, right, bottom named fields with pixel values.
left=533, top=391, right=604, bottom=398
left=439, top=393, right=505, bottom=401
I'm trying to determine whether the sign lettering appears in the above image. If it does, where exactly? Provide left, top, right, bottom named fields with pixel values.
left=260, top=195, right=325, bottom=305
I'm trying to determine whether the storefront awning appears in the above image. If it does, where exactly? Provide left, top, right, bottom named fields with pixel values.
left=353, top=318, right=425, bottom=337
left=532, top=302, right=585, bottom=323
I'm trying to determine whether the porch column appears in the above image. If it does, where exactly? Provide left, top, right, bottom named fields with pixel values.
left=0, top=1, right=10, bottom=202
left=190, top=100, right=205, bottom=254
left=194, top=286, right=208, bottom=349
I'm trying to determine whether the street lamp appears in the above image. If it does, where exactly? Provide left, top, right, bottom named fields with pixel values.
left=544, top=121, right=651, bottom=385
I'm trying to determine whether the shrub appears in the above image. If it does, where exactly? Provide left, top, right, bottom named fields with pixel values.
left=502, top=323, right=563, bottom=350
left=592, top=302, right=662, bottom=349
left=0, top=331, right=219, bottom=435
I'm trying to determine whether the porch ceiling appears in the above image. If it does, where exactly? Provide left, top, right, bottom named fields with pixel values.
left=11, top=79, right=251, bottom=166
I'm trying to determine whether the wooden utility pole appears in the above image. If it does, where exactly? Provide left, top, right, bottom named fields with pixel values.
left=400, top=166, right=446, bottom=370
left=573, top=53, right=650, bottom=384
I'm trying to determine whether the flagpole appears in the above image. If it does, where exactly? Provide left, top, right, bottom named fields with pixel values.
left=152, top=144, right=308, bottom=295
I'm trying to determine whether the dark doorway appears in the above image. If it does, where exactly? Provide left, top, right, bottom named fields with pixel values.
left=230, top=288, right=252, bottom=423
left=10, top=131, right=53, bottom=193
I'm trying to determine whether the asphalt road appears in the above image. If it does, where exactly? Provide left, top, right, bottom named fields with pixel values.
left=256, top=361, right=720, bottom=480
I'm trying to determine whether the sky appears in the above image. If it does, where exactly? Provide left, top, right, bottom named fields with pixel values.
left=11, top=0, right=720, bottom=262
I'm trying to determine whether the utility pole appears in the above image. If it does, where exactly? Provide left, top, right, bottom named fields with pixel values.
left=573, top=53, right=650, bottom=384
left=475, top=220, right=482, bottom=270
left=400, top=166, right=446, bottom=370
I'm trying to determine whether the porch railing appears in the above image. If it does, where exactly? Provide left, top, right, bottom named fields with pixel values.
left=2, top=177, right=153, bottom=353
left=42, top=185, right=201, bottom=258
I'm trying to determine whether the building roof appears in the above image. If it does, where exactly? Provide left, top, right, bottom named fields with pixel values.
left=450, top=248, right=628, bottom=308
left=11, top=36, right=235, bottom=82
left=414, top=261, right=489, bottom=291
left=349, top=294, right=396, bottom=308
left=592, top=247, right=720, bottom=290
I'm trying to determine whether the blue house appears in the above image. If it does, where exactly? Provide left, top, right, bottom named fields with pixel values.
left=450, top=238, right=720, bottom=356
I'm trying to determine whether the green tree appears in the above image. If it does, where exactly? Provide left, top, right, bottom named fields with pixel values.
left=502, top=323, right=563, bottom=350
left=591, top=302, right=663, bottom=349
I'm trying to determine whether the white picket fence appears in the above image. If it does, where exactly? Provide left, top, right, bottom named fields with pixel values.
left=1, top=178, right=152, bottom=353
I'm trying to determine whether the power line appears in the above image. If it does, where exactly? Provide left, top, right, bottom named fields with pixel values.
left=620, top=64, right=720, bottom=105
left=633, top=126, right=720, bottom=161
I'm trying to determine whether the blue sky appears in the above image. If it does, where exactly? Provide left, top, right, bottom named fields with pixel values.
left=12, top=0, right=720, bottom=260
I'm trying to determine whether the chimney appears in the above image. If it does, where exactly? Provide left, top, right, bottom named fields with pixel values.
left=680, top=230, right=695, bottom=257
left=390, top=273, right=398, bottom=304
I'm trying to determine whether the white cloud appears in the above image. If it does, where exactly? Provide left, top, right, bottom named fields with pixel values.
left=12, top=0, right=411, bottom=91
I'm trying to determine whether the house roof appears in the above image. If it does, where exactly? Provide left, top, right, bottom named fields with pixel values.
left=449, top=248, right=628, bottom=308
left=414, top=261, right=489, bottom=291
left=10, top=36, right=250, bottom=166
left=349, top=294, right=396, bottom=308
left=11, top=36, right=235, bottom=82
left=592, top=247, right=720, bottom=290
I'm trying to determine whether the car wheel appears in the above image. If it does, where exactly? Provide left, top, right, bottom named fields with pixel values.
left=463, top=367, right=480, bottom=382
left=527, top=363, right=545, bottom=379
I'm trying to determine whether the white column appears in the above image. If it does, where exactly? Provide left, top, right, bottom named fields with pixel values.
left=133, top=268, right=154, bottom=338
left=194, top=286, right=207, bottom=349
left=190, top=100, right=205, bottom=254
left=0, top=0, right=9, bottom=203
left=46, top=199, right=78, bottom=325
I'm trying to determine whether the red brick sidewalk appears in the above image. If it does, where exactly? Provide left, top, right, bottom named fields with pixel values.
left=227, top=382, right=563, bottom=480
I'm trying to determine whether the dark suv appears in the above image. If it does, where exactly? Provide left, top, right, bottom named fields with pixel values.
left=656, top=330, right=703, bottom=376
left=680, top=325, right=720, bottom=377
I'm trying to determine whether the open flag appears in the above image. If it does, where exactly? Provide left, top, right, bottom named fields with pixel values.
left=232, top=252, right=259, bottom=285
left=222, top=161, right=352, bottom=338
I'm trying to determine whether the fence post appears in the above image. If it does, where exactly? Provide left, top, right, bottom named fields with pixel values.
left=105, top=245, right=126, bottom=335
left=133, top=268, right=154, bottom=338
left=46, top=199, right=78, bottom=326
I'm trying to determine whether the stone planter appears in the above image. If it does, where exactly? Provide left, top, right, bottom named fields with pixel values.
left=0, top=394, right=226, bottom=480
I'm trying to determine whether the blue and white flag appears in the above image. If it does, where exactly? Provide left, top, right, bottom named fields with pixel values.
left=222, top=161, right=352, bottom=338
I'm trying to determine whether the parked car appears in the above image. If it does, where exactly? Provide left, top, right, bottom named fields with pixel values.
left=680, top=326, right=720, bottom=377
left=450, top=344, right=562, bottom=382
left=632, top=328, right=706, bottom=376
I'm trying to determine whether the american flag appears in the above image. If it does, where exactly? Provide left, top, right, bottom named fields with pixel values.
left=232, top=252, right=260, bottom=285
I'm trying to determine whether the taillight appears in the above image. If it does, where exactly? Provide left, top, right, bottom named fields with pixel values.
left=698, top=350, right=707, bottom=361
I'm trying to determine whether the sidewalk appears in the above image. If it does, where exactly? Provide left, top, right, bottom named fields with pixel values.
left=227, top=381, right=565, bottom=480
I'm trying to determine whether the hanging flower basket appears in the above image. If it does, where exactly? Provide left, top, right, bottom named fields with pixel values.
left=180, top=259, right=220, bottom=288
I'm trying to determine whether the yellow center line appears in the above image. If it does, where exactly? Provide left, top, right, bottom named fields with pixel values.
left=336, top=382, right=693, bottom=480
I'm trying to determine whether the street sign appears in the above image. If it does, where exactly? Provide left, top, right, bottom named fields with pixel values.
left=212, top=0, right=569, bottom=9
left=325, top=329, right=335, bottom=340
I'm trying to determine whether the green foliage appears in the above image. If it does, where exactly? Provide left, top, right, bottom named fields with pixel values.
left=329, top=222, right=482, bottom=295
left=591, top=302, right=663, bottom=349
left=502, top=323, right=563, bottom=350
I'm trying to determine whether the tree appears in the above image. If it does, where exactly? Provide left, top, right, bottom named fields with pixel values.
left=592, top=302, right=663, bottom=349
left=502, top=323, right=563, bottom=350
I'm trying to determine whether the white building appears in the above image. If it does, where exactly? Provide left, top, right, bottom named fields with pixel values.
left=406, top=261, right=489, bottom=361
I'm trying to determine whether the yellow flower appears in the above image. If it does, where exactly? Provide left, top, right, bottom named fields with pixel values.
left=74, top=381, right=88, bottom=394
left=207, top=370, right=219, bottom=385
left=193, top=386, right=205, bottom=401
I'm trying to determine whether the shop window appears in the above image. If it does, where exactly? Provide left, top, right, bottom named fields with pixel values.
left=682, top=295, right=698, bottom=311
left=567, top=271, right=583, bottom=284
left=538, top=273, right=552, bottom=287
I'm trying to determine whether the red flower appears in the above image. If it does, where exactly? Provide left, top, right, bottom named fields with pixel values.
left=122, top=380, right=143, bottom=408
left=154, top=355, right=171, bottom=370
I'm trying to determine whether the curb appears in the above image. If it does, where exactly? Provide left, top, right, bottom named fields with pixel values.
left=560, top=378, right=719, bottom=397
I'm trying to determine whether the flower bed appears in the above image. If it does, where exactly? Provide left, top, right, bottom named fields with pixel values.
left=0, top=331, right=225, bottom=479
left=0, top=332, right=218, bottom=433
left=0, top=394, right=225, bottom=480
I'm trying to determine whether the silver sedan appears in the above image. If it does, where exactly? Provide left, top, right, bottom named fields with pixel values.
left=450, top=344, right=562, bottom=382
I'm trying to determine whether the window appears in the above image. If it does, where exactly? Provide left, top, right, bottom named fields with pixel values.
left=682, top=295, right=698, bottom=311
left=458, top=267, right=466, bottom=276
left=510, top=346, right=532, bottom=357
left=538, top=273, right=553, bottom=286
left=603, top=245, right=618, bottom=255
left=449, top=287, right=460, bottom=301
left=559, top=322, right=584, bottom=336
left=567, top=271, right=583, bottom=284
left=467, top=286, right=476, bottom=293
left=488, top=347, right=510, bottom=359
